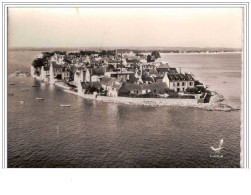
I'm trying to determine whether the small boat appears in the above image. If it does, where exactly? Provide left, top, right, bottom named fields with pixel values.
left=36, top=98, right=44, bottom=100
left=9, top=83, right=15, bottom=85
left=20, top=101, right=25, bottom=104
left=32, top=85, right=39, bottom=87
left=60, top=104, right=70, bottom=107
left=8, top=93, right=14, bottom=96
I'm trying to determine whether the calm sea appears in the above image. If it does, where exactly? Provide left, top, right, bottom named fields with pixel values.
left=7, top=51, right=242, bottom=168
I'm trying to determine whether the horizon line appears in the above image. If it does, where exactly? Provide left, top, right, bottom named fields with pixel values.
left=8, top=46, right=242, bottom=49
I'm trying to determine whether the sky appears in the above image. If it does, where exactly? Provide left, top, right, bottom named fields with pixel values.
left=8, top=8, right=243, bottom=48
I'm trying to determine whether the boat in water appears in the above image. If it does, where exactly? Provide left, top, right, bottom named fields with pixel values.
left=9, top=83, right=15, bottom=85
left=60, top=104, right=70, bottom=107
left=36, top=98, right=44, bottom=100
left=32, top=85, right=39, bottom=87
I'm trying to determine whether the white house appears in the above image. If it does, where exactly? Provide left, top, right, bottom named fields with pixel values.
left=163, top=72, right=195, bottom=92
left=91, top=75, right=100, bottom=82
left=51, top=53, right=65, bottom=65
left=107, top=82, right=121, bottom=97
left=61, top=70, right=70, bottom=82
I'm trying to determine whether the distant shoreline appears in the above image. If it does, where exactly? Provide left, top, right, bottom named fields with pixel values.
left=8, top=49, right=242, bottom=55
left=153, top=51, right=242, bottom=55
left=8, top=46, right=242, bottom=53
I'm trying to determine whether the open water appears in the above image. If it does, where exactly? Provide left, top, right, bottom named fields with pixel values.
left=7, top=51, right=242, bottom=168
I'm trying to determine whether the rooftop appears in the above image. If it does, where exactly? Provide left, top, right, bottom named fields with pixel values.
left=167, top=73, right=194, bottom=81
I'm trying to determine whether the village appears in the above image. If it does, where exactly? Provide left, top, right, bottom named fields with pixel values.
left=30, top=50, right=210, bottom=103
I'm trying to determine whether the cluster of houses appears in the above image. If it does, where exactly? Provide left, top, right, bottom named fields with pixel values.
left=31, top=50, right=204, bottom=98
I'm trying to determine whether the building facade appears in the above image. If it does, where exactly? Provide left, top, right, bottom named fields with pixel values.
left=163, top=72, right=195, bottom=92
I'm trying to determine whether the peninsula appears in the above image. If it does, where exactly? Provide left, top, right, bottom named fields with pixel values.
left=30, top=50, right=231, bottom=110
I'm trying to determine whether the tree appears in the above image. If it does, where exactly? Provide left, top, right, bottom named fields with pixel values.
left=85, top=85, right=100, bottom=94
left=80, top=50, right=99, bottom=56
left=31, top=52, right=54, bottom=70
left=107, top=64, right=115, bottom=72
left=99, top=50, right=107, bottom=56
left=151, top=51, right=161, bottom=59
left=147, top=55, right=154, bottom=62
left=69, top=52, right=79, bottom=56
left=107, top=50, right=116, bottom=56
left=135, top=53, right=144, bottom=57
left=55, top=51, right=66, bottom=55
left=64, top=56, right=72, bottom=64
left=117, top=64, right=125, bottom=68
left=165, top=88, right=175, bottom=94
left=42, top=52, right=54, bottom=59
left=32, top=58, right=45, bottom=69
left=195, top=80, right=203, bottom=86
left=186, top=87, right=199, bottom=94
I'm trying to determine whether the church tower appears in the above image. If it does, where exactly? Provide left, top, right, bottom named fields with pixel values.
left=49, top=62, right=55, bottom=84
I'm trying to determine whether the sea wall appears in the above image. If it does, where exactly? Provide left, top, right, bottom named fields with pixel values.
left=65, top=89, right=197, bottom=105
left=96, top=96, right=199, bottom=107
left=30, top=74, right=237, bottom=112
left=55, top=82, right=71, bottom=90
left=63, top=89, right=237, bottom=111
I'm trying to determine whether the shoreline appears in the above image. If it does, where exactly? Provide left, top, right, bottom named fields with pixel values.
left=160, top=51, right=242, bottom=55
left=62, top=87, right=238, bottom=112
left=12, top=74, right=239, bottom=112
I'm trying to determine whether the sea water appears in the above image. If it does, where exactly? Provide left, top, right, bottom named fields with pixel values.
left=7, top=51, right=241, bottom=167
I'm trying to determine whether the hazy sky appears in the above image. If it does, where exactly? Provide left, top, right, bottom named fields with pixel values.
left=8, top=8, right=243, bottom=48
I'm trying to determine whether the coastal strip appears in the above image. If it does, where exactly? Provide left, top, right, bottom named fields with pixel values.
left=62, top=87, right=237, bottom=112
left=29, top=50, right=239, bottom=112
